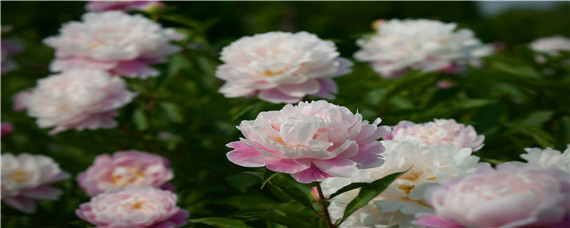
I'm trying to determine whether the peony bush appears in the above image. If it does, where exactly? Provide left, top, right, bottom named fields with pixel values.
left=1, top=1, right=569, bottom=228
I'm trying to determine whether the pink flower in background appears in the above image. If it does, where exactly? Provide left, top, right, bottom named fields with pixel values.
left=86, top=1, right=164, bottom=12
left=77, top=151, right=174, bottom=196
left=384, top=119, right=485, bottom=151
left=25, top=69, right=137, bottom=134
left=354, top=19, right=492, bottom=78
left=521, top=145, right=570, bottom=173
left=1, top=122, right=14, bottom=137
left=414, top=163, right=570, bottom=228
left=1, top=153, right=71, bottom=213
left=216, top=31, right=353, bottom=103
left=1, top=28, right=24, bottom=75
left=76, top=187, right=189, bottom=228
left=226, top=100, right=390, bottom=183
left=12, top=90, right=31, bottom=111
left=43, top=11, right=184, bottom=79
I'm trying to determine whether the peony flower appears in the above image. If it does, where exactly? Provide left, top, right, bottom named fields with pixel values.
left=414, top=163, right=570, bottom=228
left=24, top=68, right=137, bottom=134
left=11, top=90, right=31, bottom=111
left=226, top=100, right=390, bottom=183
left=1, top=153, right=71, bottom=213
left=77, top=150, right=174, bottom=196
left=354, top=19, right=492, bottom=78
left=85, top=0, right=164, bottom=12
left=76, top=187, right=189, bottom=228
left=384, top=119, right=485, bottom=152
left=530, top=36, right=570, bottom=56
left=320, top=141, right=487, bottom=227
left=1, top=122, right=14, bottom=137
left=1, top=35, right=24, bottom=75
left=43, top=11, right=184, bottom=79
left=216, top=31, right=353, bottom=103
left=520, top=145, right=569, bottom=173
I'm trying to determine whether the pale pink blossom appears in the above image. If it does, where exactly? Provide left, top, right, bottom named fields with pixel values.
left=86, top=1, right=164, bottom=12
left=216, top=31, right=353, bottom=103
left=530, top=36, right=570, bottom=56
left=25, top=69, right=137, bottom=134
left=43, top=11, right=184, bottom=79
left=384, top=119, right=484, bottom=151
left=354, top=19, right=492, bottom=78
left=77, top=150, right=174, bottom=196
left=76, top=187, right=189, bottom=228
left=521, top=145, right=570, bottom=173
left=1, top=37, right=24, bottom=75
left=1, top=122, right=14, bottom=137
left=1, top=153, right=71, bottom=213
left=226, top=100, right=390, bottom=183
left=414, top=163, right=570, bottom=228
left=12, top=90, right=31, bottom=111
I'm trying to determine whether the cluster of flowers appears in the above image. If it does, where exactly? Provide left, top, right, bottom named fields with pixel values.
left=1, top=151, right=189, bottom=227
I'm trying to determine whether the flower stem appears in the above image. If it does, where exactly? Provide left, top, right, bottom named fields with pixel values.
left=315, top=181, right=335, bottom=228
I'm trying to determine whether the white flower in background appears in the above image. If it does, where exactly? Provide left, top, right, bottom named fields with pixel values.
left=384, top=119, right=485, bottom=152
left=530, top=36, right=570, bottom=56
left=43, top=11, right=184, bottom=79
left=216, top=31, right=353, bottom=103
left=25, top=69, right=137, bottom=134
left=1, top=153, right=71, bottom=213
left=521, top=145, right=569, bottom=173
left=354, top=19, right=492, bottom=78
left=321, top=141, right=488, bottom=227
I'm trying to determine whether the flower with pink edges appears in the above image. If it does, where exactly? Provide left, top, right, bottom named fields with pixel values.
left=354, top=19, right=492, bottom=79
left=226, top=100, right=390, bottom=183
left=521, top=145, right=570, bottom=173
left=24, top=68, right=137, bottom=134
left=86, top=1, right=164, bottom=12
left=1, top=153, right=71, bottom=213
left=43, top=11, right=184, bottom=79
left=216, top=31, right=353, bottom=103
left=76, top=187, right=189, bottom=228
left=1, top=122, right=15, bottom=137
left=384, top=119, right=485, bottom=152
left=413, top=163, right=570, bottom=228
left=11, top=90, right=31, bottom=111
left=77, top=150, right=174, bottom=196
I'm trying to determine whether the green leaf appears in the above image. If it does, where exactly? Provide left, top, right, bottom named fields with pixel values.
left=268, top=173, right=317, bottom=213
left=328, top=183, right=367, bottom=199
left=160, top=102, right=184, bottom=123
left=132, top=109, right=148, bottom=131
left=190, top=217, right=253, bottom=228
left=513, top=110, right=554, bottom=128
left=261, top=169, right=279, bottom=189
left=238, top=211, right=312, bottom=228
left=160, top=14, right=202, bottom=29
left=339, top=168, right=410, bottom=225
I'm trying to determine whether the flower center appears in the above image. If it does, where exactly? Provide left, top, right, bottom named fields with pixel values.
left=110, top=167, right=146, bottom=188
left=6, top=169, right=30, bottom=183
left=263, top=69, right=284, bottom=77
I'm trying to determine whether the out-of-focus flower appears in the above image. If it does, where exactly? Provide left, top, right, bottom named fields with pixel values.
left=77, top=150, right=174, bottom=196
left=530, top=36, right=570, bottom=56
left=25, top=69, right=137, bottom=134
left=1, top=153, right=70, bottom=213
left=414, top=163, right=570, bottom=228
left=520, top=145, right=569, bottom=173
left=226, top=100, right=390, bottom=183
left=43, top=11, right=184, bottom=79
left=321, top=141, right=486, bottom=227
left=1, top=122, right=14, bottom=137
left=1, top=30, right=24, bottom=75
left=11, top=90, right=31, bottom=111
left=384, top=119, right=485, bottom=152
left=216, top=31, right=353, bottom=103
left=85, top=0, right=164, bottom=12
left=76, top=187, right=189, bottom=228
left=354, top=19, right=492, bottom=78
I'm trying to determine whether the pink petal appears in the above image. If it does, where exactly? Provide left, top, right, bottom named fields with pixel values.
left=266, top=159, right=311, bottom=174
left=276, top=80, right=320, bottom=97
left=413, top=213, right=464, bottom=228
left=312, top=78, right=338, bottom=99
left=226, top=142, right=266, bottom=167
left=312, top=157, right=358, bottom=177
left=350, top=142, right=385, bottom=168
left=2, top=196, right=37, bottom=213
left=258, top=88, right=302, bottom=104
left=113, top=60, right=160, bottom=79
left=291, top=164, right=333, bottom=183
left=169, top=209, right=190, bottom=226
left=20, top=186, right=62, bottom=200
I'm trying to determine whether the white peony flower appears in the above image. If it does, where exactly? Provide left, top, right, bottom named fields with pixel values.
left=43, top=11, right=184, bottom=79
left=216, top=31, right=353, bottom=103
left=354, top=19, right=492, bottom=78
left=321, top=141, right=488, bottom=227
left=1, top=153, right=71, bottom=213
left=521, top=145, right=569, bottom=173
left=530, top=36, right=570, bottom=56
left=25, top=69, right=137, bottom=134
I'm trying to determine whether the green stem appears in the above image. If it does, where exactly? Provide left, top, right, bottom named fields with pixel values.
left=315, top=181, right=335, bottom=228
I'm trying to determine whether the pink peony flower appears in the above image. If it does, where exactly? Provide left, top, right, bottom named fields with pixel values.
left=216, top=31, right=353, bottom=103
left=414, top=163, right=570, bottom=228
left=77, top=150, right=174, bottom=196
left=1, top=153, right=71, bottom=213
left=76, top=187, right=189, bottom=228
left=226, top=100, right=390, bottom=183
left=85, top=1, right=164, bottom=12
left=354, top=19, right=492, bottom=78
left=11, top=90, right=31, bottom=111
left=24, top=68, right=137, bottom=134
left=521, top=145, right=570, bottom=173
left=384, top=119, right=484, bottom=151
left=1, top=122, right=15, bottom=137
left=43, top=11, right=184, bottom=79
